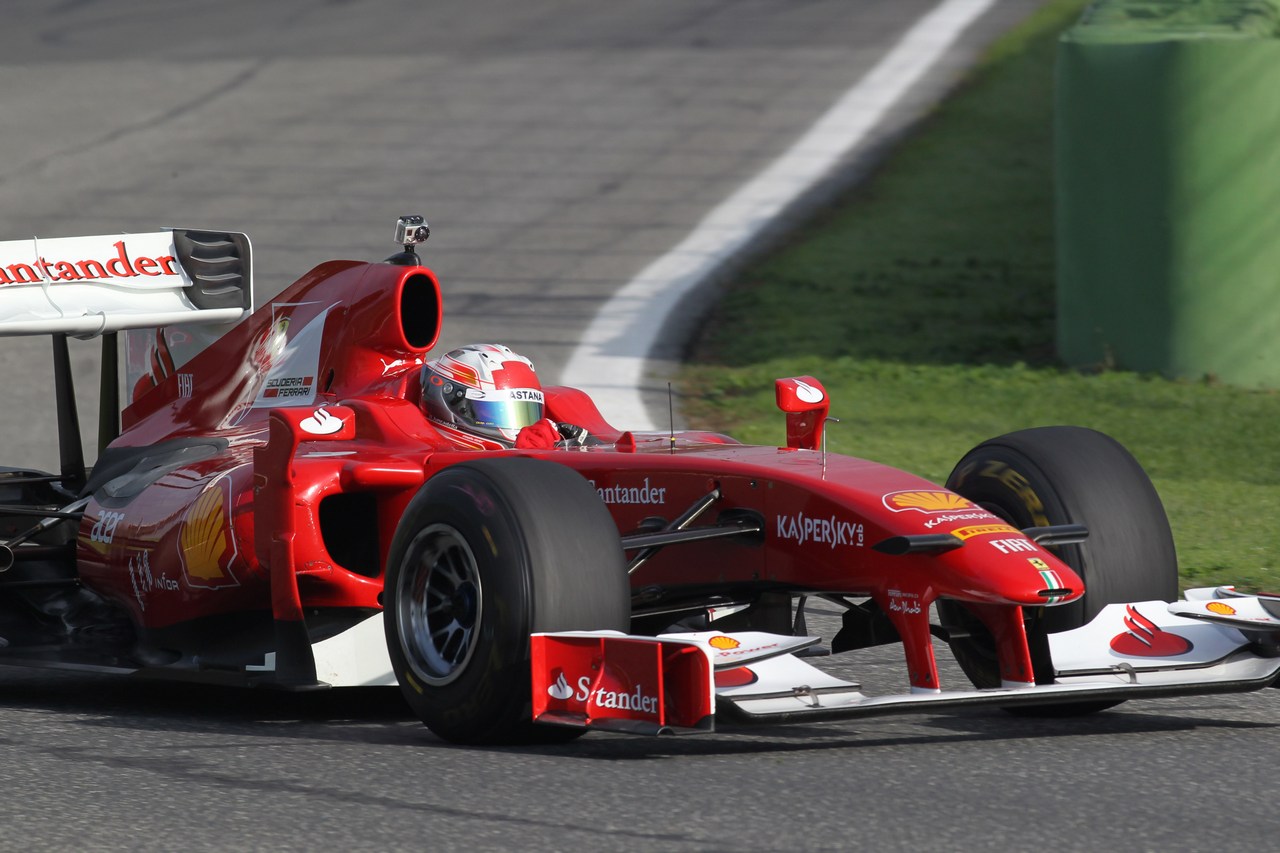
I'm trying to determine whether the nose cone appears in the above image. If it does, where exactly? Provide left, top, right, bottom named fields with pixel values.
left=940, top=536, right=1085, bottom=607
left=1025, top=555, right=1081, bottom=605
left=866, top=490, right=1088, bottom=607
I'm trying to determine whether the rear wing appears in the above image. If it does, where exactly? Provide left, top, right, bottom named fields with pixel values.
left=0, top=229, right=252, bottom=336
left=0, top=228, right=252, bottom=490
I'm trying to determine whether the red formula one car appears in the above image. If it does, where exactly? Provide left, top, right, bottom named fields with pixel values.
left=0, top=218, right=1276, bottom=744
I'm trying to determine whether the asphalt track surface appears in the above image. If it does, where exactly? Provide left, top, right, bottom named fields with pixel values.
left=1, top=2, right=1277, bottom=851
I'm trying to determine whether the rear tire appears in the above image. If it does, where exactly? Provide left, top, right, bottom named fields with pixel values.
left=939, top=426, right=1177, bottom=713
left=384, top=458, right=629, bottom=744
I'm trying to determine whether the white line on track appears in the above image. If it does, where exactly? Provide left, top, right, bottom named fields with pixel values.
left=561, top=0, right=999, bottom=430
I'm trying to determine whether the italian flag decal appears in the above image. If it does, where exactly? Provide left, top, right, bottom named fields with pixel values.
left=1038, top=567, right=1066, bottom=604
left=1028, top=557, right=1068, bottom=604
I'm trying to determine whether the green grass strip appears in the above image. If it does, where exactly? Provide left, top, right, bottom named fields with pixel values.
left=680, top=0, right=1279, bottom=590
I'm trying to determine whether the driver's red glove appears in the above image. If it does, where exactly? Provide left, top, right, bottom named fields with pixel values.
left=516, top=418, right=560, bottom=449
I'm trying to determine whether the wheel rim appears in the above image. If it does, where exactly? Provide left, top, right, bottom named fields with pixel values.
left=396, top=523, right=483, bottom=686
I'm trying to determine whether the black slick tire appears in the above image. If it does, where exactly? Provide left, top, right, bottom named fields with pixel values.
left=940, top=426, right=1178, bottom=713
left=384, top=457, right=629, bottom=744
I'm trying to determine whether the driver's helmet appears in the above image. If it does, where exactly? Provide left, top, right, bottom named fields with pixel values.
left=420, top=344, right=544, bottom=445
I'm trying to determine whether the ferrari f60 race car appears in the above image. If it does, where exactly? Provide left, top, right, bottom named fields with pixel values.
left=0, top=218, right=1276, bottom=744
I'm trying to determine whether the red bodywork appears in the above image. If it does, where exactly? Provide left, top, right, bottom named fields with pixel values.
left=75, top=259, right=1083, bottom=693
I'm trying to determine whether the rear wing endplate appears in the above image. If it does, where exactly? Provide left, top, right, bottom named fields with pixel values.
left=0, top=229, right=252, bottom=337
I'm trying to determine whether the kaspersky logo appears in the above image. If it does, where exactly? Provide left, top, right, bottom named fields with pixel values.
left=544, top=671, right=659, bottom=715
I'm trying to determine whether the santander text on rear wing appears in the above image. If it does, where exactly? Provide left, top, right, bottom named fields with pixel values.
left=0, top=229, right=252, bottom=337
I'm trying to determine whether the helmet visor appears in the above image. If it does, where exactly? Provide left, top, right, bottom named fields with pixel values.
left=466, top=390, right=544, bottom=431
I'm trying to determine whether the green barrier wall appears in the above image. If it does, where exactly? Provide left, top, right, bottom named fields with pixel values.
left=1056, top=2, right=1280, bottom=386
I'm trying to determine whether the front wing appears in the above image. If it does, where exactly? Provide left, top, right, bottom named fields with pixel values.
left=531, top=591, right=1280, bottom=734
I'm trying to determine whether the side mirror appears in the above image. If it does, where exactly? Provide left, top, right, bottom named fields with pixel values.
left=775, top=376, right=830, bottom=451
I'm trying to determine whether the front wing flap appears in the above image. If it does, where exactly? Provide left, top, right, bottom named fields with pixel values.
left=531, top=631, right=716, bottom=734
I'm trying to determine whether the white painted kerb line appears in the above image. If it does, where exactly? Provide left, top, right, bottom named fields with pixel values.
left=562, top=0, right=999, bottom=429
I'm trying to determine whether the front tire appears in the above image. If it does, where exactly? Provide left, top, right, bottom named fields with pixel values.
left=384, top=458, right=629, bottom=744
left=940, top=426, right=1177, bottom=710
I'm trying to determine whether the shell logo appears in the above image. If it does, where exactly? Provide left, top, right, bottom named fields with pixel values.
left=179, top=475, right=240, bottom=589
left=883, top=490, right=974, bottom=513
left=1206, top=601, right=1237, bottom=616
left=708, top=636, right=740, bottom=650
